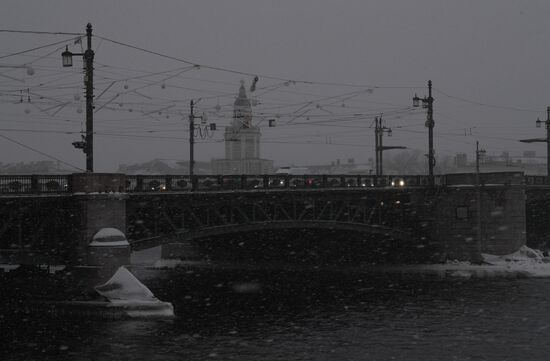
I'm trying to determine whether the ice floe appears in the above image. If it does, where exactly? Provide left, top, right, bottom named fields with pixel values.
left=94, top=266, right=174, bottom=318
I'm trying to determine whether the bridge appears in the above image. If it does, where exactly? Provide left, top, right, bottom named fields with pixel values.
left=0, top=171, right=533, bottom=270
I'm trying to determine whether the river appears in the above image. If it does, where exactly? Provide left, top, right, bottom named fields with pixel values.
left=2, top=266, right=550, bottom=361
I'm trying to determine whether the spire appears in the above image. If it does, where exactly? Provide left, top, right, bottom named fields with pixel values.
left=235, top=79, right=249, bottom=106
left=233, top=80, right=252, bottom=128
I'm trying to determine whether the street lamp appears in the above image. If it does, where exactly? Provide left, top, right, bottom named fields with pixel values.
left=61, top=23, right=95, bottom=173
left=519, top=106, right=550, bottom=176
left=188, top=100, right=216, bottom=188
left=412, top=80, right=435, bottom=186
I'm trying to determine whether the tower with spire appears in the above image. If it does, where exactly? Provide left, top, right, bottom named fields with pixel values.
left=211, top=80, right=273, bottom=174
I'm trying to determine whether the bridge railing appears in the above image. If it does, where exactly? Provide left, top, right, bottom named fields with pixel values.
left=524, top=176, right=550, bottom=186
left=0, top=172, right=529, bottom=194
left=0, top=175, right=70, bottom=194
left=124, top=174, right=442, bottom=192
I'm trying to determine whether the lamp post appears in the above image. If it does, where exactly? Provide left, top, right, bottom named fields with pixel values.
left=62, top=23, right=94, bottom=172
left=412, top=80, right=435, bottom=186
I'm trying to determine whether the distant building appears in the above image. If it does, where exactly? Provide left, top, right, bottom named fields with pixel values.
left=0, top=160, right=70, bottom=174
left=451, top=151, right=546, bottom=175
left=118, top=159, right=212, bottom=175
left=454, top=153, right=468, bottom=167
left=211, top=81, right=273, bottom=174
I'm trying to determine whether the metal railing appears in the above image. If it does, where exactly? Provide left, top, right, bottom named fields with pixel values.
left=0, top=172, right=541, bottom=195
left=0, top=175, right=70, bottom=194
left=524, top=175, right=550, bottom=186
left=125, top=174, right=445, bottom=192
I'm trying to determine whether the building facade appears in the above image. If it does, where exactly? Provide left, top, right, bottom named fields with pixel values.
left=211, top=81, right=273, bottom=174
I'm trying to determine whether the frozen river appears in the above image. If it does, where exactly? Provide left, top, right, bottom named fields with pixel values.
left=3, top=266, right=550, bottom=361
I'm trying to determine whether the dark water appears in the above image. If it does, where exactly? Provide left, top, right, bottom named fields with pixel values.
left=2, top=268, right=550, bottom=361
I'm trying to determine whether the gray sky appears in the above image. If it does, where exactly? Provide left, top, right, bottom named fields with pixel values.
left=1, top=0, right=549, bottom=171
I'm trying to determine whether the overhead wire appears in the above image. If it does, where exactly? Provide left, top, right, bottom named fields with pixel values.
left=3, top=28, right=536, bottom=164
left=0, top=36, right=81, bottom=60
left=0, top=133, right=84, bottom=171
left=96, top=34, right=425, bottom=89
left=434, top=87, right=541, bottom=113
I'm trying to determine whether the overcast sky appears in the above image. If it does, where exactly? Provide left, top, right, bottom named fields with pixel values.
left=1, top=0, right=550, bottom=172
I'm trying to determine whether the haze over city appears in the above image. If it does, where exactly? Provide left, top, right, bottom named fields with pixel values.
left=1, top=0, right=549, bottom=172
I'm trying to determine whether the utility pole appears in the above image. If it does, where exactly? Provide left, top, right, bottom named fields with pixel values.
left=84, top=24, right=94, bottom=173
left=374, top=117, right=380, bottom=175
left=189, top=99, right=195, bottom=179
left=379, top=118, right=384, bottom=176
left=188, top=100, right=214, bottom=189
left=412, top=80, right=435, bottom=186
left=547, top=106, right=550, bottom=176
left=373, top=116, right=403, bottom=176
left=538, top=106, right=550, bottom=176
left=62, top=23, right=95, bottom=172
left=547, top=106, right=550, bottom=177
left=476, top=141, right=486, bottom=253
left=519, top=106, right=550, bottom=177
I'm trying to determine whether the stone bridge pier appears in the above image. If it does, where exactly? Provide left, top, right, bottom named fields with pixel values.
left=71, top=173, right=130, bottom=272
left=426, top=173, right=525, bottom=262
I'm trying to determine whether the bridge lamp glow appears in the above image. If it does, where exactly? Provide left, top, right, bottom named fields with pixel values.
left=391, top=179, right=405, bottom=187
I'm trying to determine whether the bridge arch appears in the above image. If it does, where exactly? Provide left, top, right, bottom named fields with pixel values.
left=130, top=220, right=415, bottom=251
